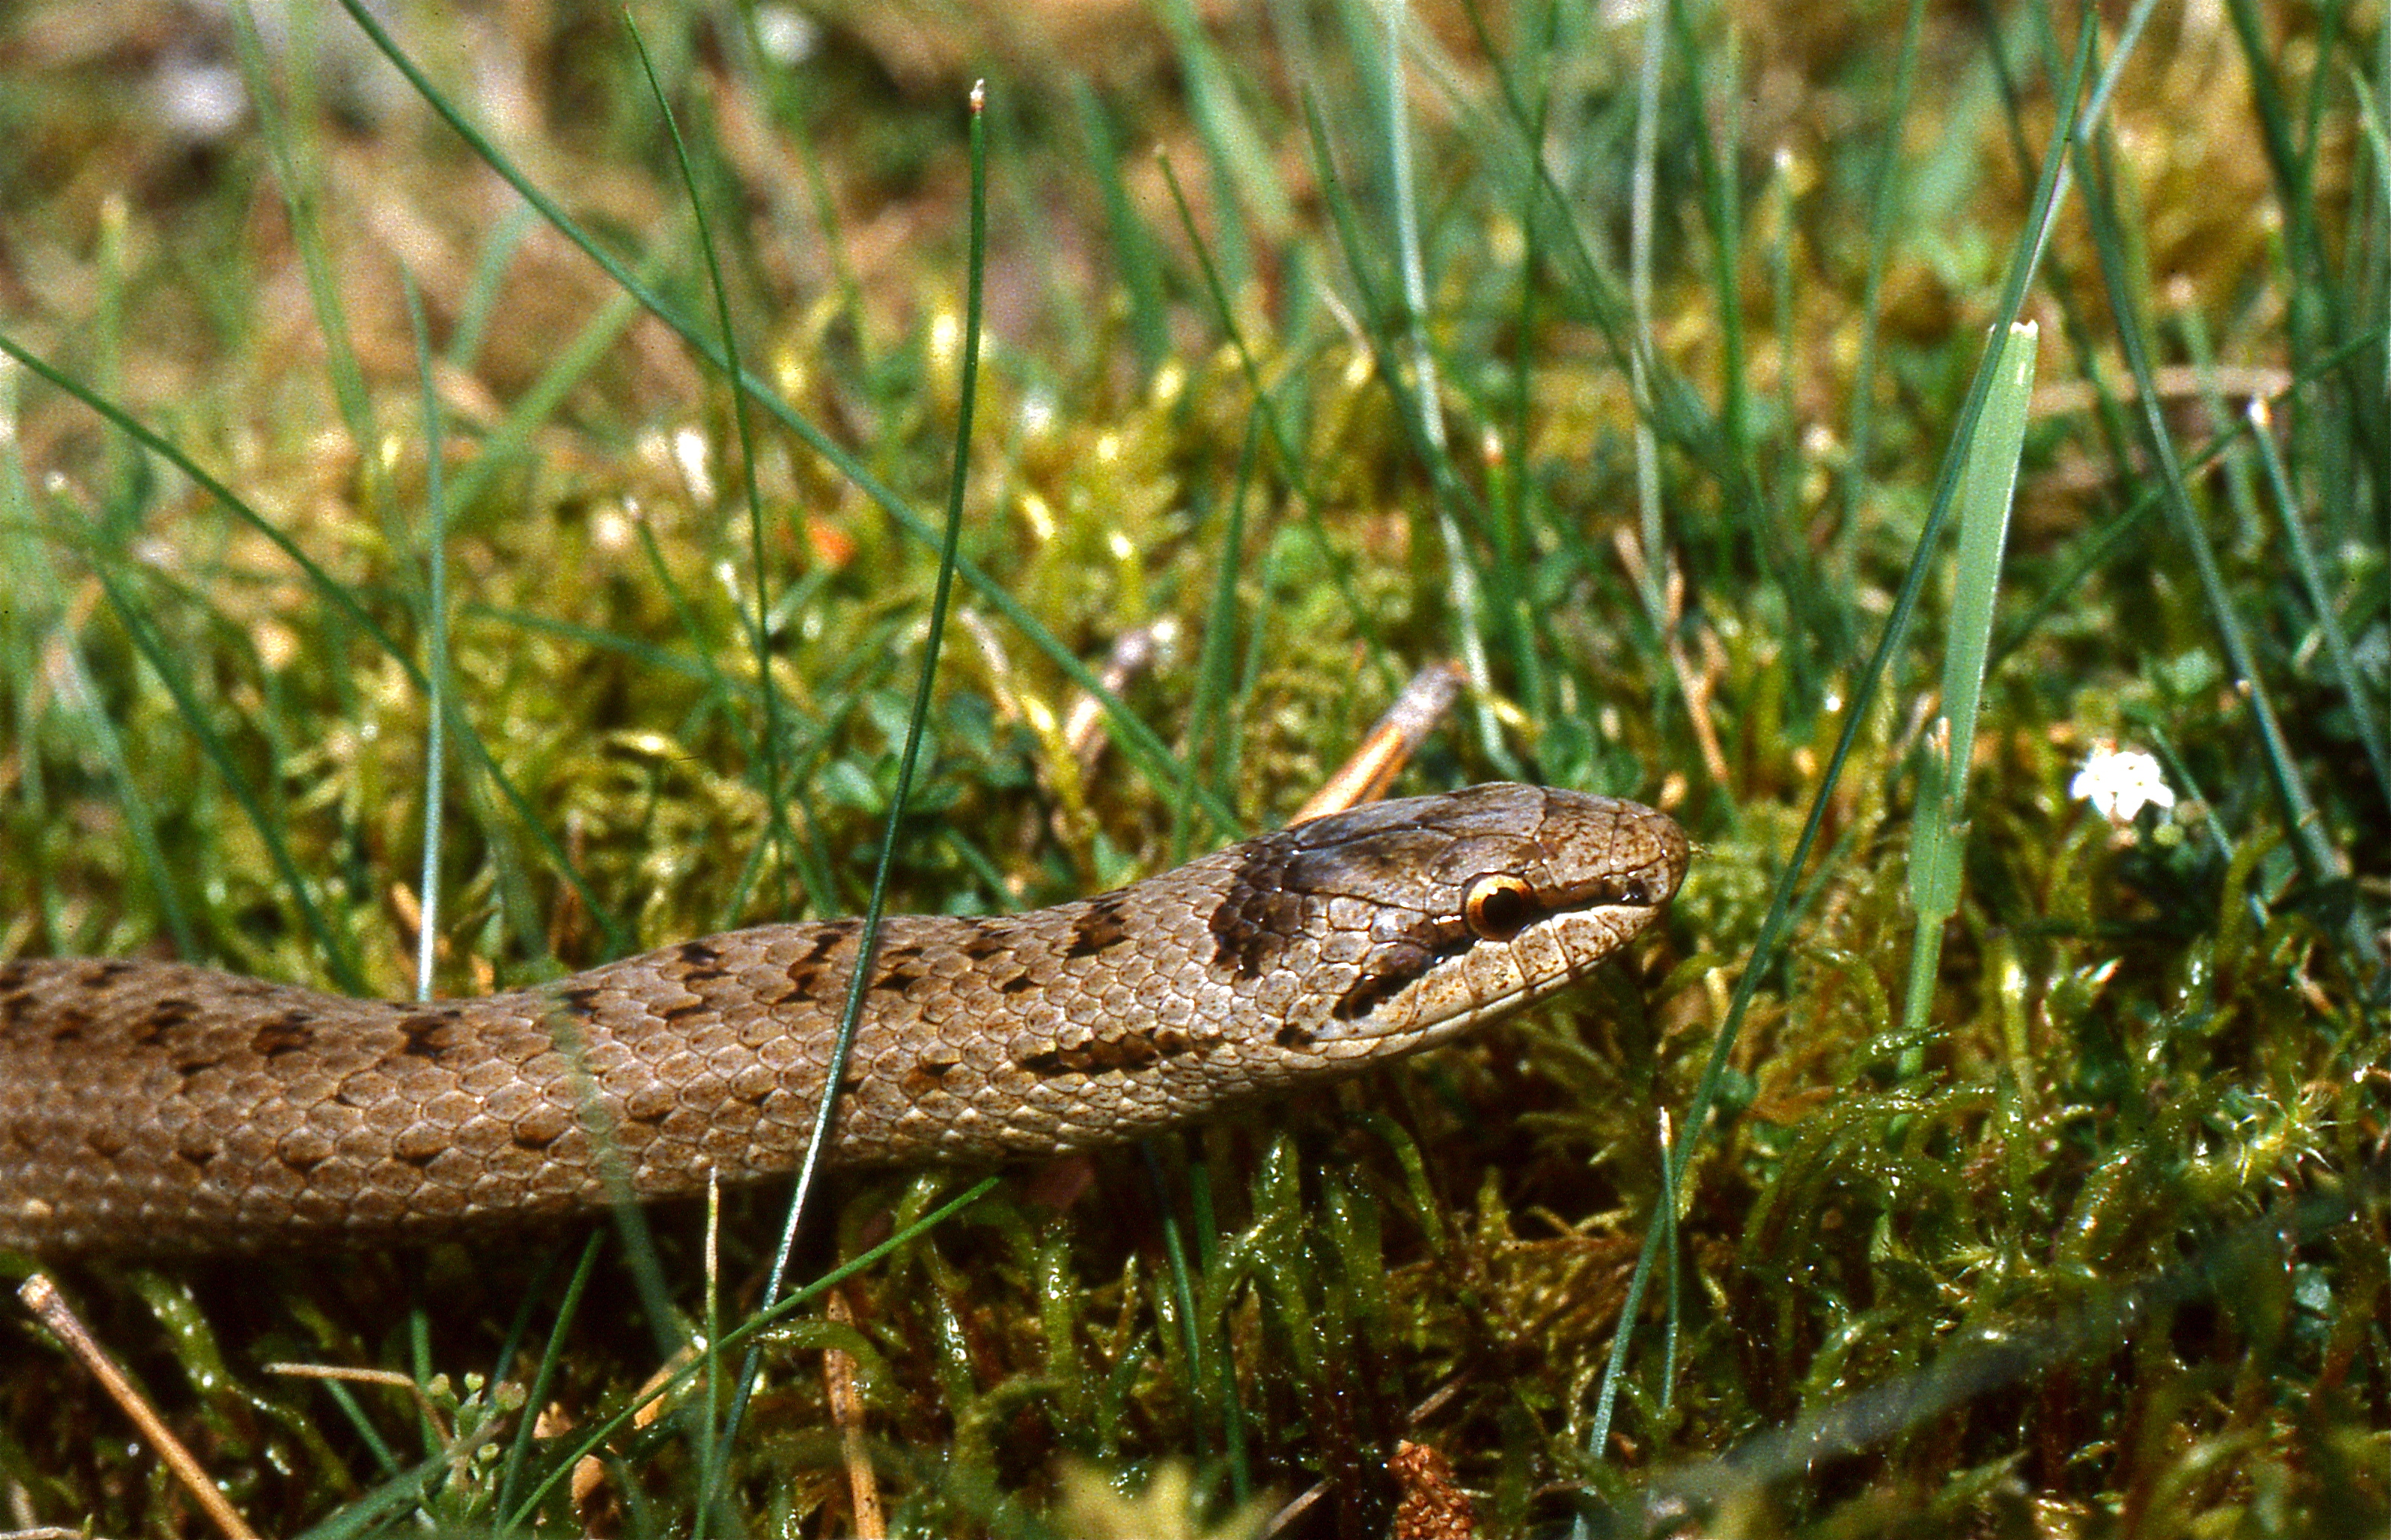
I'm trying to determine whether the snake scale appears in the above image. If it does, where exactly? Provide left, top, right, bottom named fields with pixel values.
left=0, top=784, right=1686, bottom=1257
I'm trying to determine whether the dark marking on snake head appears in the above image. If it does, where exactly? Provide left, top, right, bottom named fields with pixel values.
left=961, top=933, right=1010, bottom=963
left=873, top=965, right=923, bottom=995
left=1333, top=969, right=1409, bottom=1023
left=556, top=984, right=604, bottom=1019
left=1331, top=928, right=1473, bottom=1022
left=1208, top=836, right=1305, bottom=979
left=998, top=972, right=1036, bottom=994
left=1065, top=896, right=1134, bottom=958
left=1273, top=1023, right=1315, bottom=1050
left=660, top=1000, right=710, bottom=1023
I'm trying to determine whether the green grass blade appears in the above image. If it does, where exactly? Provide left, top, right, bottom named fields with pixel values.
left=401, top=273, right=450, bottom=1001
left=2249, top=397, right=2391, bottom=823
left=1902, top=321, right=2036, bottom=1044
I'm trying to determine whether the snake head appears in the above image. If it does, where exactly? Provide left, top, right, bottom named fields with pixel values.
left=1208, top=782, right=1688, bottom=1057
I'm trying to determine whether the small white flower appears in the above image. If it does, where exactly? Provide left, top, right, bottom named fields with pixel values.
left=754, top=5, right=819, bottom=66
left=2072, top=742, right=2176, bottom=826
left=672, top=427, right=714, bottom=505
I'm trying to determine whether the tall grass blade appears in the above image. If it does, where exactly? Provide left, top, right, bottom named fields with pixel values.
left=1901, top=321, right=2036, bottom=1048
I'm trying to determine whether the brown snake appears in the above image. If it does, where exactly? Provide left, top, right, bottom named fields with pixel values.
left=0, top=784, right=1686, bottom=1257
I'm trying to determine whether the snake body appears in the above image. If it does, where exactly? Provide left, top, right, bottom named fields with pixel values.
left=0, top=784, right=1685, bottom=1257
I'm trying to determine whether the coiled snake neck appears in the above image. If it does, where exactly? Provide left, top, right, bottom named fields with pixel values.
left=0, top=784, right=1686, bottom=1257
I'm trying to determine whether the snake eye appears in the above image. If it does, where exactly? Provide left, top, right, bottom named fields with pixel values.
left=1464, top=873, right=1537, bottom=940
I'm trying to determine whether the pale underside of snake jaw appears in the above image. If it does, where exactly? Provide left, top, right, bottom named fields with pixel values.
left=0, top=784, right=1688, bottom=1256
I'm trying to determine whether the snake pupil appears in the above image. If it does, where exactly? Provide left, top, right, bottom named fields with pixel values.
left=1464, top=875, right=1534, bottom=940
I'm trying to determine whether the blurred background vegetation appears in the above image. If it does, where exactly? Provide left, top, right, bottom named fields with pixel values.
left=0, top=0, right=2383, bottom=1535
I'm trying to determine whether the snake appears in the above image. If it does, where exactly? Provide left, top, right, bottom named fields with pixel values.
left=0, top=784, right=1686, bottom=1258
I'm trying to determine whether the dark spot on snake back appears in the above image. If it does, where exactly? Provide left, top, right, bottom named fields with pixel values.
left=45, top=1004, right=93, bottom=1042
left=678, top=939, right=723, bottom=967
left=1065, top=896, right=1133, bottom=957
left=1022, top=1030, right=1182, bottom=1076
left=136, top=997, right=200, bottom=1040
left=873, top=965, right=923, bottom=994
left=78, top=960, right=137, bottom=990
left=397, top=1012, right=459, bottom=1059
left=795, top=925, right=852, bottom=969
left=778, top=961, right=827, bottom=1003
left=251, top=1012, right=315, bottom=1058
left=902, top=1057, right=961, bottom=1099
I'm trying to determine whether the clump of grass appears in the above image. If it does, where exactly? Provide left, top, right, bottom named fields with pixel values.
left=1, top=0, right=2383, bottom=1535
